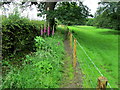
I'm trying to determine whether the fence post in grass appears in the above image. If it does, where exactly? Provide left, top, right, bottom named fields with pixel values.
left=73, top=38, right=77, bottom=68
left=70, top=33, right=72, bottom=48
left=97, top=76, right=108, bottom=90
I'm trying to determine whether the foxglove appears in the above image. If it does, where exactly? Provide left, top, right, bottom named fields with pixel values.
left=44, top=24, right=46, bottom=33
left=52, top=26, right=54, bottom=36
left=41, top=29, right=43, bottom=36
left=47, top=25, right=50, bottom=36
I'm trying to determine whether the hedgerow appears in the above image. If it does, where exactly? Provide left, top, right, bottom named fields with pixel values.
left=2, top=31, right=65, bottom=88
left=2, top=14, right=43, bottom=58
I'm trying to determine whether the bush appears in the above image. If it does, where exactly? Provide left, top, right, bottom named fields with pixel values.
left=2, top=31, right=65, bottom=88
left=2, top=14, right=43, bottom=58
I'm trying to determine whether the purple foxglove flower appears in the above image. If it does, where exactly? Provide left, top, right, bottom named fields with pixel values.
left=41, top=29, right=43, bottom=36
left=47, top=26, right=50, bottom=36
left=44, top=25, right=46, bottom=33
left=52, top=26, right=54, bottom=36
left=58, top=42, right=60, bottom=46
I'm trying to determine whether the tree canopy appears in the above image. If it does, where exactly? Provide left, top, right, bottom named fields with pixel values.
left=55, top=2, right=90, bottom=25
left=38, top=2, right=90, bottom=26
left=1, top=1, right=91, bottom=29
left=93, top=1, right=120, bottom=30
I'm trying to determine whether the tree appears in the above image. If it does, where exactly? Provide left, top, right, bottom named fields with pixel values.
left=23, top=1, right=90, bottom=32
left=54, top=2, right=90, bottom=25
left=86, top=18, right=94, bottom=26
left=1, top=1, right=91, bottom=33
left=94, top=1, right=120, bottom=30
left=38, top=2, right=90, bottom=26
left=37, top=2, right=57, bottom=33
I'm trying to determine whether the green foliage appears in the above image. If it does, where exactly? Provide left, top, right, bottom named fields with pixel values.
left=37, top=2, right=46, bottom=16
left=30, top=20, right=45, bottom=26
left=39, top=2, right=90, bottom=26
left=34, top=36, right=45, bottom=50
left=54, top=2, right=90, bottom=25
left=2, top=14, right=44, bottom=58
left=93, top=2, right=120, bottom=30
left=86, top=18, right=94, bottom=26
left=2, top=31, right=65, bottom=88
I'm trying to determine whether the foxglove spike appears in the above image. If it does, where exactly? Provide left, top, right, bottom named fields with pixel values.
left=52, top=26, right=54, bottom=36
left=44, top=24, right=46, bottom=33
left=48, top=27, right=50, bottom=36
left=47, top=24, right=50, bottom=36
left=41, top=29, right=43, bottom=36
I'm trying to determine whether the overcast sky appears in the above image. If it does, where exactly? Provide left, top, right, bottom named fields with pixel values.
left=0, top=0, right=100, bottom=20
left=83, top=0, right=100, bottom=15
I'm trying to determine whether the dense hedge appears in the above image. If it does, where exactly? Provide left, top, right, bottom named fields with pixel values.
left=2, top=14, right=43, bottom=58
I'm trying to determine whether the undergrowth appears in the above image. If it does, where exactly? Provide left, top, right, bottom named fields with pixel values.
left=2, top=30, right=65, bottom=88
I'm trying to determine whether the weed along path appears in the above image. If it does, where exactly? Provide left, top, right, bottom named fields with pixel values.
left=60, top=38, right=83, bottom=88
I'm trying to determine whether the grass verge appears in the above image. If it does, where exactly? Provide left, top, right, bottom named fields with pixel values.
left=2, top=29, right=65, bottom=88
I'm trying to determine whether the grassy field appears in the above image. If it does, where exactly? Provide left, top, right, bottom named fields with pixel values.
left=59, top=25, right=118, bottom=88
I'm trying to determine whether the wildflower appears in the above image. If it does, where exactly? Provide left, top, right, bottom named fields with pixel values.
left=44, top=24, right=46, bottom=33
left=47, top=24, right=50, bottom=36
left=58, top=42, right=60, bottom=46
left=41, top=29, right=43, bottom=36
left=52, top=25, right=54, bottom=36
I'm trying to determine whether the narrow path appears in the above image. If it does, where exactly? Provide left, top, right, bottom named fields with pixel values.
left=60, top=38, right=83, bottom=88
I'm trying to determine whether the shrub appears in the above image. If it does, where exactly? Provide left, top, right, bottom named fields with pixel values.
left=2, top=31, right=65, bottom=88
left=2, top=14, right=43, bottom=58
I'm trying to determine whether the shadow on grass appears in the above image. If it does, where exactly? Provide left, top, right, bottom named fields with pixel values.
left=98, top=31, right=120, bottom=35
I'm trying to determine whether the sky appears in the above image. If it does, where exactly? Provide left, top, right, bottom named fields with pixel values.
left=0, top=0, right=100, bottom=20
left=29, top=0, right=101, bottom=20
left=83, top=0, right=100, bottom=15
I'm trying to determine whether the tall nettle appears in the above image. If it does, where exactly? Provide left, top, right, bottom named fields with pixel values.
left=52, top=25, right=54, bottom=36
left=47, top=23, right=50, bottom=36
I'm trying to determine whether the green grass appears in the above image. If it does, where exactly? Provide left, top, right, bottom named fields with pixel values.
left=2, top=29, right=65, bottom=88
left=2, top=24, right=118, bottom=88
left=58, top=25, right=118, bottom=88
left=60, top=55, right=74, bottom=87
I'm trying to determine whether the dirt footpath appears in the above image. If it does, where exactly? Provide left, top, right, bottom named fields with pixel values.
left=60, top=38, right=83, bottom=88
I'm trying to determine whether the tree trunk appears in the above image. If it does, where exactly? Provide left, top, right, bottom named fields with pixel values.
left=46, top=2, right=57, bottom=35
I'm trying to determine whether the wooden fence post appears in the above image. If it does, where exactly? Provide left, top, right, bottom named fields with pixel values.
left=97, top=76, right=108, bottom=90
left=73, top=38, right=77, bottom=68
left=70, top=33, right=72, bottom=48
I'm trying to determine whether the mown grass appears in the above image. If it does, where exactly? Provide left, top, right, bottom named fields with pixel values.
left=58, top=25, right=118, bottom=88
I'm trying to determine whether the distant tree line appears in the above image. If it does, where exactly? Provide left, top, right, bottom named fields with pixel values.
left=86, top=2, right=120, bottom=30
